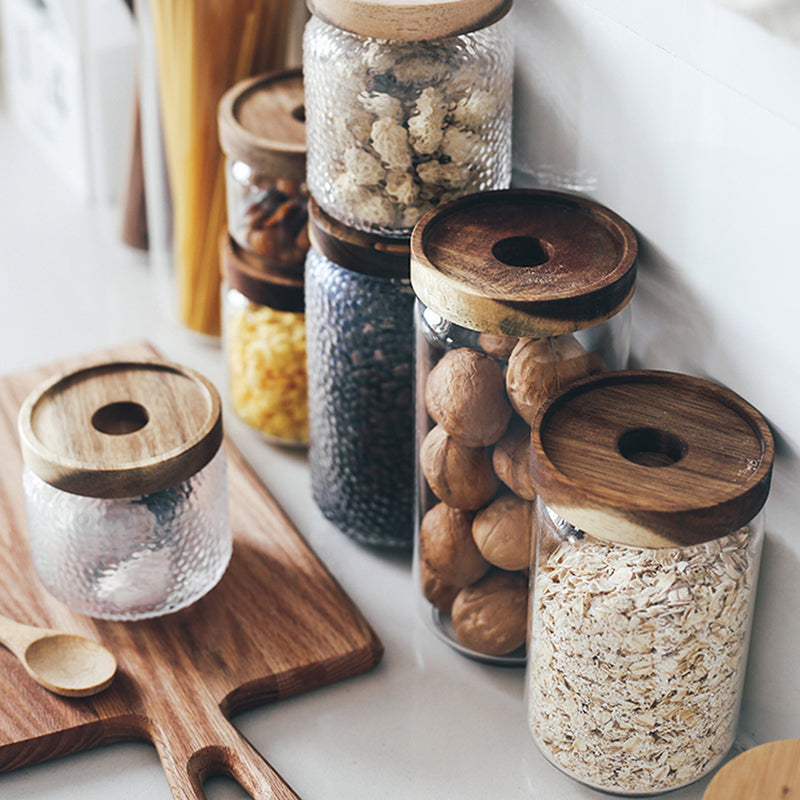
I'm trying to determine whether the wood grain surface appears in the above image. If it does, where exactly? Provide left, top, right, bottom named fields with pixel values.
left=702, top=739, right=800, bottom=799
left=0, top=341, right=383, bottom=799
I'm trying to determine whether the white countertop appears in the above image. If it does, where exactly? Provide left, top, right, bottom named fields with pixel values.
left=0, top=104, right=747, bottom=800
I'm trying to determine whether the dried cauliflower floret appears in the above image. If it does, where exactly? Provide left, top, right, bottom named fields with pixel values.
left=417, top=160, right=470, bottom=190
left=440, top=127, right=480, bottom=164
left=332, top=112, right=373, bottom=149
left=398, top=201, right=434, bottom=228
left=361, top=41, right=395, bottom=73
left=392, top=52, right=451, bottom=85
left=331, top=171, right=369, bottom=206
left=452, top=89, right=498, bottom=129
left=371, top=118, right=412, bottom=170
left=385, top=171, right=418, bottom=205
left=353, top=191, right=396, bottom=227
left=408, top=87, right=447, bottom=155
left=344, top=146, right=384, bottom=186
left=359, top=91, right=403, bottom=121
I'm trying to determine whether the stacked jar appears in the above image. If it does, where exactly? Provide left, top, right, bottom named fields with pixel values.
left=218, top=69, right=310, bottom=446
left=302, top=0, right=514, bottom=547
left=410, top=189, right=638, bottom=663
left=527, top=371, right=774, bottom=794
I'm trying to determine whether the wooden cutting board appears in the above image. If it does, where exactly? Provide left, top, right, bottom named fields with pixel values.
left=0, top=341, right=383, bottom=799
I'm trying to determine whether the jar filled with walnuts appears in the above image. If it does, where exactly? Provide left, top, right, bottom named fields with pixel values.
left=302, top=0, right=513, bottom=238
left=218, top=69, right=309, bottom=268
left=527, top=370, right=774, bottom=794
left=409, top=188, right=638, bottom=664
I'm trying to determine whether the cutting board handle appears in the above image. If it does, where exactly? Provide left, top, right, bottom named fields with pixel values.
left=151, top=701, right=301, bottom=799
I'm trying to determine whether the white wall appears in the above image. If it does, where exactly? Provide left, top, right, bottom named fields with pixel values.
left=511, top=0, right=800, bottom=746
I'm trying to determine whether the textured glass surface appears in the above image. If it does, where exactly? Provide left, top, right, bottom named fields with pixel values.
left=306, top=248, right=415, bottom=547
left=23, top=451, right=231, bottom=620
left=303, top=13, right=514, bottom=237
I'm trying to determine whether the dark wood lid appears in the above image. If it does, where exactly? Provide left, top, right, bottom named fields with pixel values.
left=217, top=69, right=305, bottom=181
left=307, top=0, right=511, bottom=40
left=529, top=370, right=775, bottom=547
left=18, top=360, right=223, bottom=499
left=410, top=189, right=638, bottom=337
left=308, top=197, right=410, bottom=280
left=220, top=234, right=305, bottom=313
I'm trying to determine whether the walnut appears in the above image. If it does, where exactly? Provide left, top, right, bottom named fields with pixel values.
left=420, top=425, right=498, bottom=510
left=418, top=557, right=459, bottom=613
left=504, top=335, right=591, bottom=424
left=472, top=493, right=534, bottom=571
left=424, top=348, right=512, bottom=446
left=451, top=570, right=528, bottom=656
left=418, top=503, right=489, bottom=590
left=478, top=332, right=518, bottom=360
left=492, top=417, right=537, bottom=501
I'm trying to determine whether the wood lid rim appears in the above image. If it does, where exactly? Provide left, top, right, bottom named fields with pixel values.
left=18, top=360, right=223, bottom=499
left=529, top=370, right=775, bottom=547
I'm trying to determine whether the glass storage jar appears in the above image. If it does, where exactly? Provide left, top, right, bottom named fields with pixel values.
left=18, top=360, right=231, bottom=621
left=527, top=371, right=775, bottom=795
left=221, top=235, right=308, bottom=446
left=218, top=68, right=309, bottom=268
left=306, top=198, right=415, bottom=547
left=302, top=0, right=514, bottom=238
left=410, top=188, right=638, bottom=664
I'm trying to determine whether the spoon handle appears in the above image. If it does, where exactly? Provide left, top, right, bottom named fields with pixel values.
left=0, top=613, right=49, bottom=657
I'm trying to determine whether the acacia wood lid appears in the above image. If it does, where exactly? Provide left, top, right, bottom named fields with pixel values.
left=221, top=235, right=305, bottom=313
left=307, top=0, right=511, bottom=40
left=308, top=197, right=410, bottom=280
left=18, top=360, right=223, bottom=499
left=218, top=69, right=306, bottom=181
left=529, top=370, right=775, bottom=548
left=410, top=189, right=638, bottom=337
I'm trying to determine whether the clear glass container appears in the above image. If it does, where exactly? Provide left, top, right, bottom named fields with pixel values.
left=410, top=189, right=638, bottom=664
left=18, top=360, right=231, bottom=620
left=305, top=200, right=415, bottom=547
left=219, top=69, right=309, bottom=268
left=302, top=0, right=514, bottom=238
left=221, top=235, right=308, bottom=446
left=526, top=370, right=775, bottom=794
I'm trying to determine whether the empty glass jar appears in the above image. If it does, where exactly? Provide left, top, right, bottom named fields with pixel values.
left=18, top=360, right=231, bottom=620
left=410, top=188, right=638, bottom=663
left=303, top=0, right=514, bottom=237
left=527, top=370, right=775, bottom=794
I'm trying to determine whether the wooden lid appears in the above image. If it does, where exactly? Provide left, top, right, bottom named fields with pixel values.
left=218, top=69, right=305, bottom=181
left=529, top=371, right=775, bottom=548
left=307, top=0, right=511, bottom=40
left=308, top=197, right=410, bottom=280
left=18, top=360, right=223, bottom=499
left=410, top=189, right=638, bottom=337
left=220, top=234, right=305, bottom=313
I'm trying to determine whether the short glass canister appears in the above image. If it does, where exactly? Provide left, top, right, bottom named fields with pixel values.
left=409, top=189, right=638, bottom=663
left=302, top=0, right=514, bottom=238
left=18, top=360, right=232, bottom=620
left=526, top=371, right=775, bottom=794
left=305, top=198, right=416, bottom=548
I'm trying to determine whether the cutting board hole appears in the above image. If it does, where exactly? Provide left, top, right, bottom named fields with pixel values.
left=92, top=402, right=149, bottom=435
left=618, top=427, right=687, bottom=467
left=492, top=236, right=552, bottom=267
left=292, top=104, right=305, bottom=123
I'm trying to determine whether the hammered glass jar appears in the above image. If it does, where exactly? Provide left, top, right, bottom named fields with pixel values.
left=526, top=371, right=775, bottom=795
left=410, top=189, right=638, bottom=664
left=306, top=199, right=415, bottom=547
left=302, top=0, right=514, bottom=238
left=18, top=360, right=231, bottom=621
left=221, top=236, right=308, bottom=446
left=218, top=68, right=309, bottom=268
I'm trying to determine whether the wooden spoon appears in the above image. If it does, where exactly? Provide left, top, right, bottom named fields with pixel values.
left=703, top=739, right=800, bottom=799
left=0, top=613, right=117, bottom=697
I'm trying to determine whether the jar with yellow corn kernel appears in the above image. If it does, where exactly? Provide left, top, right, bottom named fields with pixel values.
left=221, top=236, right=308, bottom=446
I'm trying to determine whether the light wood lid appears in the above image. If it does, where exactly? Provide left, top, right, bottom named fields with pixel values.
left=18, top=360, right=223, bottom=499
left=529, top=370, right=774, bottom=547
left=410, top=189, right=638, bottom=337
left=307, top=0, right=511, bottom=40
left=308, top=197, right=410, bottom=280
left=218, top=69, right=306, bottom=181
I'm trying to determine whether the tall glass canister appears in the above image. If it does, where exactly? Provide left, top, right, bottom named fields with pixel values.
left=303, top=0, right=514, bottom=238
left=526, top=370, right=775, bottom=794
left=410, top=188, right=638, bottom=663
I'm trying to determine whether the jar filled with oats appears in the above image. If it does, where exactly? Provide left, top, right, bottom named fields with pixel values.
left=221, top=236, right=308, bottom=446
left=218, top=69, right=309, bottom=267
left=527, top=371, right=775, bottom=794
left=409, top=189, right=638, bottom=664
left=302, top=0, right=513, bottom=238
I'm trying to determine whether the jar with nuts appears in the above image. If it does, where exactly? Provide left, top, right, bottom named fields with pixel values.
left=410, top=189, right=638, bottom=664
left=302, top=0, right=513, bottom=238
left=218, top=69, right=309, bottom=268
